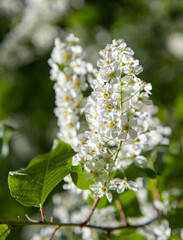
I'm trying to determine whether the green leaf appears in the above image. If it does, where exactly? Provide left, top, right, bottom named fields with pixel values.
left=8, top=139, right=75, bottom=207
left=145, top=168, right=156, bottom=178
left=57, top=63, right=65, bottom=72
left=0, top=224, right=11, bottom=240
left=88, top=194, right=108, bottom=209
left=125, top=163, right=156, bottom=180
left=71, top=163, right=94, bottom=190
left=112, top=229, right=146, bottom=240
left=115, top=191, right=142, bottom=217
left=152, top=148, right=166, bottom=174
left=167, top=208, right=183, bottom=229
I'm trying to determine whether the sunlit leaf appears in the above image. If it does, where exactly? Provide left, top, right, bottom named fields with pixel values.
left=0, top=224, right=11, bottom=240
left=112, top=229, right=146, bottom=240
left=88, top=195, right=108, bottom=209
left=8, top=139, right=75, bottom=207
left=71, top=163, right=94, bottom=190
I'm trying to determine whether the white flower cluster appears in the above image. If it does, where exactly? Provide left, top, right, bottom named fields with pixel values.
left=0, top=0, right=23, bottom=16
left=0, top=0, right=69, bottom=68
left=48, top=34, right=94, bottom=149
left=49, top=35, right=171, bottom=203
left=73, top=39, right=171, bottom=202
left=132, top=178, right=172, bottom=240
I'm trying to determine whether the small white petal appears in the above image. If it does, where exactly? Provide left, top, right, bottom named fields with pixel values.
left=129, top=129, right=137, bottom=139
left=118, top=132, right=127, bottom=140
left=128, top=181, right=138, bottom=191
left=129, top=118, right=137, bottom=126
left=106, top=192, right=112, bottom=202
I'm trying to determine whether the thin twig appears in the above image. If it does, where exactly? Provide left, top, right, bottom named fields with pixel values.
left=40, top=204, right=46, bottom=222
left=106, top=231, right=111, bottom=240
left=81, top=197, right=100, bottom=226
left=49, top=226, right=60, bottom=240
left=115, top=199, right=128, bottom=226
left=25, top=214, right=40, bottom=223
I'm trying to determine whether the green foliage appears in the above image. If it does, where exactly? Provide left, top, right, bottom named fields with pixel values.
left=115, top=191, right=141, bottom=217
left=68, top=4, right=100, bottom=27
left=0, top=78, right=13, bottom=121
left=112, top=229, right=146, bottom=240
left=57, top=63, right=65, bottom=72
left=88, top=195, right=108, bottom=209
left=0, top=123, right=15, bottom=159
left=71, top=163, right=94, bottom=190
left=148, top=148, right=166, bottom=175
left=174, top=90, right=183, bottom=120
left=8, top=139, right=75, bottom=207
left=125, top=163, right=156, bottom=180
left=161, top=152, right=183, bottom=189
left=0, top=225, right=11, bottom=240
left=167, top=208, right=183, bottom=229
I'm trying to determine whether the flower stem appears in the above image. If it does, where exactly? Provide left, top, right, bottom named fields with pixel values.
left=106, top=231, right=111, bottom=240
left=49, top=226, right=60, bottom=240
left=40, top=204, right=46, bottom=223
left=81, top=197, right=100, bottom=226
left=115, top=199, right=128, bottom=226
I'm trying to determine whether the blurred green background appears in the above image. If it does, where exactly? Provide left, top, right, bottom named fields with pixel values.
left=0, top=0, right=183, bottom=239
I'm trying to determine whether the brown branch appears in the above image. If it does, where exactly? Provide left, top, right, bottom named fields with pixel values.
left=0, top=214, right=161, bottom=232
left=81, top=197, right=100, bottom=226
left=106, top=231, right=111, bottom=240
left=115, top=199, right=128, bottom=226
left=0, top=210, right=163, bottom=240
left=49, top=226, right=60, bottom=240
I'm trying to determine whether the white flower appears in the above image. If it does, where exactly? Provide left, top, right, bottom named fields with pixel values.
left=66, top=33, right=80, bottom=43
left=109, top=178, right=138, bottom=193
left=90, top=182, right=112, bottom=202
left=71, top=59, right=87, bottom=75
left=118, top=116, right=137, bottom=140
left=153, top=220, right=171, bottom=240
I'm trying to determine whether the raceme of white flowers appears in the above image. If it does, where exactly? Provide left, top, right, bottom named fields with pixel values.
left=48, top=34, right=94, bottom=148
left=49, top=34, right=171, bottom=203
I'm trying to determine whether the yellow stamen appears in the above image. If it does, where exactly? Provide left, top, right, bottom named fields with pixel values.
left=74, top=81, right=80, bottom=87
left=65, top=95, right=70, bottom=101
left=109, top=72, right=115, bottom=78
left=64, top=54, right=70, bottom=61
left=110, top=121, right=115, bottom=128
left=123, top=125, right=130, bottom=131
